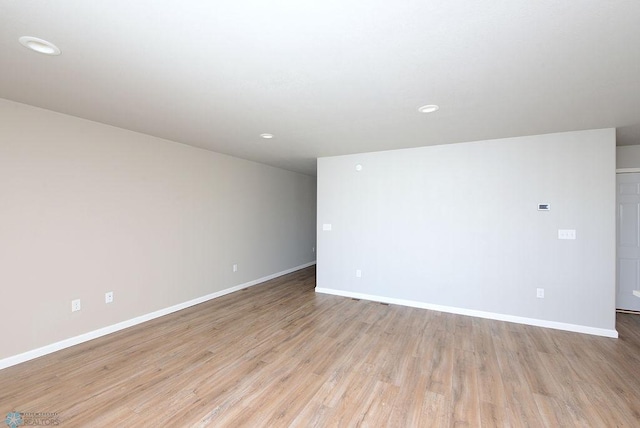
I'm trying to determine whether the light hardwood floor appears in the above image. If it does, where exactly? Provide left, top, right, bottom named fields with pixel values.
left=1, top=266, right=640, bottom=427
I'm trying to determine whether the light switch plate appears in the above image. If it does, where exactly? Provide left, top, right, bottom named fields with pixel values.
left=322, top=224, right=332, bottom=231
left=558, top=229, right=576, bottom=240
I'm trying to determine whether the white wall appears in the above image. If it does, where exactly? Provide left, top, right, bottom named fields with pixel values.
left=0, top=99, right=316, bottom=362
left=317, top=129, right=616, bottom=336
left=617, top=145, right=640, bottom=169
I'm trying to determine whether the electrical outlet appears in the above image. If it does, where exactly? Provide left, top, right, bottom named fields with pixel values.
left=356, top=269, right=362, bottom=278
left=71, top=299, right=81, bottom=312
left=105, top=291, right=114, bottom=304
left=537, top=288, right=544, bottom=299
left=233, top=264, right=238, bottom=273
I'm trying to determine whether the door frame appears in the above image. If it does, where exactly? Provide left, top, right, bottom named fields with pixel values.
left=616, top=170, right=640, bottom=308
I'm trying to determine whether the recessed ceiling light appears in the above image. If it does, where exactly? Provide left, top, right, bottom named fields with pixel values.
left=260, top=133, right=274, bottom=139
left=418, top=104, right=439, bottom=113
left=19, top=36, right=61, bottom=56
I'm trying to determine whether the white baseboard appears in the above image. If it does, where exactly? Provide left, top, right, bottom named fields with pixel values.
left=0, top=262, right=316, bottom=371
left=315, top=287, right=618, bottom=338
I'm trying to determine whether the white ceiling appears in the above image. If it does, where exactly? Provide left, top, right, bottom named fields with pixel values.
left=1, top=1, right=639, bottom=176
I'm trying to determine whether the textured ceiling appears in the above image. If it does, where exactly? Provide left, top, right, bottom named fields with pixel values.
left=1, top=1, right=639, bottom=175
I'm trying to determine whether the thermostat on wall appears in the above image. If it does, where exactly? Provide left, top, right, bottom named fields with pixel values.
left=538, top=203, right=550, bottom=211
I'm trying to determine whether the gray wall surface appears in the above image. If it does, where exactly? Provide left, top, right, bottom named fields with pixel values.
left=0, top=99, right=316, bottom=360
left=317, top=129, right=616, bottom=332
left=617, top=145, right=640, bottom=169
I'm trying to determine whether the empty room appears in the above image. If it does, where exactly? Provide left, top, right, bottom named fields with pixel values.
left=2, top=1, right=640, bottom=426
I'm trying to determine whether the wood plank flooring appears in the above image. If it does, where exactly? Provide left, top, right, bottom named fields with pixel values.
left=1, top=266, right=640, bottom=426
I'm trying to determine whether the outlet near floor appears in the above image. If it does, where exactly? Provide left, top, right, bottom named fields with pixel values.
left=105, top=291, right=114, bottom=304
left=71, top=299, right=81, bottom=312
